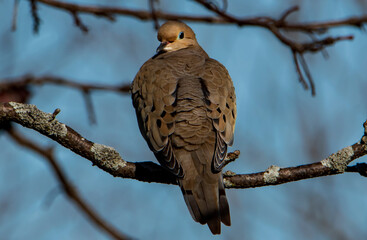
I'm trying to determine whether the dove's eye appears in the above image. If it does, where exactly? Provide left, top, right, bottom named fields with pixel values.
left=178, top=32, right=184, bottom=39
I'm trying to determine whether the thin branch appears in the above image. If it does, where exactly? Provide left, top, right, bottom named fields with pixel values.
left=221, top=0, right=228, bottom=12
left=292, top=51, right=316, bottom=96
left=12, top=0, right=20, bottom=31
left=292, top=51, right=309, bottom=91
left=279, top=5, right=299, bottom=23
left=193, top=0, right=239, bottom=23
left=71, top=11, right=89, bottom=32
left=149, top=0, right=159, bottom=30
left=82, top=89, right=96, bottom=124
left=222, top=150, right=240, bottom=168
left=30, top=0, right=41, bottom=33
left=6, top=125, right=131, bottom=240
left=306, top=33, right=330, bottom=59
left=298, top=53, right=316, bottom=96
left=51, top=108, right=61, bottom=119
left=1, top=102, right=366, bottom=189
left=0, top=75, right=131, bottom=94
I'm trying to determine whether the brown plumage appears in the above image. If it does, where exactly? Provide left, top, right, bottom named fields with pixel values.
left=131, top=21, right=236, bottom=234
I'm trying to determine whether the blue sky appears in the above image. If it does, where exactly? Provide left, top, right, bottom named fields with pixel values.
left=1, top=1, right=367, bottom=239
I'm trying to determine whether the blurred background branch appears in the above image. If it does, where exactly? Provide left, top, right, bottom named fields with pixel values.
left=0, top=75, right=131, bottom=93
left=25, top=0, right=367, bottom=95
left=6, top=125, right=130, bottom=240
left=0, top=75, right=130, bottom=124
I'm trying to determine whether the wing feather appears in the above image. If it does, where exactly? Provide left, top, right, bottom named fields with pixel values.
left=200, top=59, right=237, bottom=172
left=132, top=60, right=183, bottom=176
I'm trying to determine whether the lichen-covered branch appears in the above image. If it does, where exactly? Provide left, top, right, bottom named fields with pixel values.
left=0, top=101, right=177, bottom=184
left=224, top=143, right=367, bottom=188
left=1, top=102, right=366, bottom=188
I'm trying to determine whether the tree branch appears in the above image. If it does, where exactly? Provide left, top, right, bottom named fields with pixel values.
left=1, top=102, right=366, bottom=189
left=6, top=126, right=131, bottom=240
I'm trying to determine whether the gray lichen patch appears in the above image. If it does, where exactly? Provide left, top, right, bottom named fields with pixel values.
left=264, top=165, right=280, bottom=184
left=321, top=146, right=353, bottom=173
left=9, top=102, right=67, bottom=137
left=91, top=143, right=126, bottom=170
left=223, top=178, right=236, bottom=188
left=223, top=170, right=236, bottom=177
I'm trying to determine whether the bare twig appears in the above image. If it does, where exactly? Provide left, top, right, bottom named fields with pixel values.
left=221, top=0, right=228, bottom=12
left=298, top=53, right=315, bottom=96
left=51, top=108, right=60, bottom=120
left=12, top=0, right=20, bottom=31
left=292, top=51, right=309, bottom=91
left=306, top=33, right=330, bottom=59
left=71, top=11, right=89, bottom=32
left=30, top=0, right=41, bottom=33
left=82, top=89, right=96, bottom=124
left=6, top=125, right=131, bottom=240
left=1, top=102, right=366, bottom=189
left=279, top=5, right=299, bottom=23
left=193, top=0, right=238, bottom=23
left=149, top=0, right=159, bottom=30
left=292, top=51, right=316, bottom=96
left=222, top=150, right=240, bottom=168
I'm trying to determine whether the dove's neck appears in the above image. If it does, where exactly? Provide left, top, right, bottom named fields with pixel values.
left=153, top=45, right=209, bottom=60
left=191, top=44, right=208, bottom=57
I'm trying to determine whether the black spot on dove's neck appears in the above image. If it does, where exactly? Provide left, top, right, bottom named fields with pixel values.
left=152, top=50, right=167, bottom=59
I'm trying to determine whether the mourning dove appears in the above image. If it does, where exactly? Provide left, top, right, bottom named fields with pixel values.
left=131, top=21, right=236, bottom=234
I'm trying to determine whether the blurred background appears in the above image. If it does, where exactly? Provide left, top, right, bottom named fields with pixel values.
left=1, top=0, right=367, bottom=239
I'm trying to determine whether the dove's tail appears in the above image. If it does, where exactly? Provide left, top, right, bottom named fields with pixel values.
left=177, top=147, right=231, bottom=235
left=179, top=175, right=230, bottom=234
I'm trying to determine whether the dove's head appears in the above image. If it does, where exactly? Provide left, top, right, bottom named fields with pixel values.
left=156, top=21, right=198, bottom=54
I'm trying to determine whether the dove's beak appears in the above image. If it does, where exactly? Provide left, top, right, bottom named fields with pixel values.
left=153, top=41, right=170, bottom=59
left=156, top=41, right=169, bottom=53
